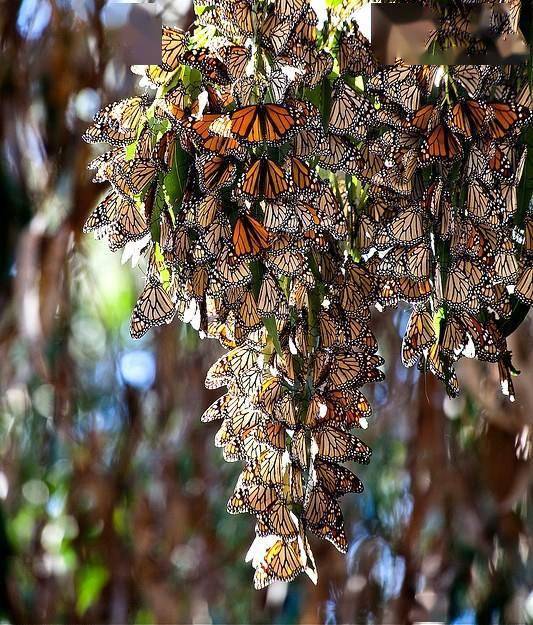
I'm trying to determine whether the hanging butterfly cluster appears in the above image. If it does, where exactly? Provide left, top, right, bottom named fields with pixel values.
left=83, top=0, right=531, bottom=588
left=347, top=4, right=532, bottom=399
left=202, top=252, right=383, bottom=587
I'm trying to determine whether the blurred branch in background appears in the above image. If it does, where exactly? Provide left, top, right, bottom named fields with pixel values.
left=0, top=0, right=531, bottom=623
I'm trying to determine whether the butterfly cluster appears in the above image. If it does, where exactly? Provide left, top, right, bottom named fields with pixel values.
left=354, top=59, right=531, bottom=398
left=83, top=0, right=531, bottom=589
left=203, top=252, right=382, bottom=587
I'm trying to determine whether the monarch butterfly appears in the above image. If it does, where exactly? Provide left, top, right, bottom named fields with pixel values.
left=410, top=104, right=440, bottom=133
left=466, top=179, right=503, bottom=223
left=196, top=154, right=237, bottom=193
left=318, top=135, right=358, bottom=171
left=257, top=274, right=287, bottom=319
left=164, top=87, right=196, bottom=125
left=515, top=266, right=533, bottom=306
left=290, top=199, right=325, bottom=236
left=130, top=278, right=176, bottom=339
left=183, top=49, right=230, bottom=85
left=338, top=262, right=375, bottom=315
left=228, top=479, right=278, bottom=516
left=418, top=65, right=441, bottom=94
left=255, top=418, right=288, bottom=452
left=232, top=76, right=257, bottom=107
left=464, top=143, right=492, bottom=184
left=426, top=11, right=471, bottom=51
left=189, top=113, right=224, bottom=140
left=215, top=419, right=250, bottom=455
left=421, top=124, right=463, bottom=162
left=274, top=0, right=307, bottom=17
left=292, top=127, right=327, bottom=160
left=524, top=217, right=533, bottom=253
left=233, top=214, right=270, bottom=257
left=328, top=80, right=374, bottom=138
left=226, top=104, right=298, bottom=145
left=300, top=50, right=333, bottom=89
left=218, top=45, right=251, bottom=81
left=501, top=146, right=527, bottom=219
left=126, top=159, right=158, bottom=194
left=246, top=445, right=291, bottom=486
left=97, top=95, right=150, bottom=128
left=257, top=374, right=285, bottom=413
left=262, top=199, right=295, bottom=232
left=387, top=206, right=426, bottom=245
left=83, top=119, right=136, bottom=147
left=238, top=158, right=289, bottom=200
left=313, top=426, right=372, bottom=464
left=131, top=63, right=176, bottom=88
left=106, top=197, right=150, bottom=251
left=486, top=101, right=529, bottom=139
left=202, top=134, right=247, bottom=159
left=291, top=5, right=318, bottom=44
left=260, top=11, right=293, bottom=56
left=87, top=150, right=122, bottom=183
left=153, top=130, right=177, bottom=171
left=487, top=144, right=513, bottom=180
left=402, top=307, right=436, bottom=367
left=315, top=459, right=363, bottom=496
left=220, top=435, right=247, bottom=463
left=221, top=0, right=255, bottom=37
left=304, top=484, right=347, bottom=553
left=267, top=69, right=290, bottom=104
left=462, top=314, right=504, bottom=362
left=252, top=538, right=306, bottom=589
left=318, top=310, right=340, bottom=349
left=369, top=63, right=421, bottom=112
left=334, top=353, right=384, bottom=389
left=256, top=500, right=300, bottom=539
left=338, top=29, right=377, bottom=78
left=447, top=99, right=486, bottom=138
left=450, top=65, right=500, bottom=98
left=216, top=402, right=259, bottom=443
left=265, top=234, right=307, bottom=277
left=494, top=241, right=518, bottom=283
left=491, top=0, right=521, bottom=33
left=443, top=264, right=472, bottom=309
left=316, top=186, right=347, bottom=239
left=354, top=143, right=385, bottom=182
left=286, top=157, right=321, bottom=196
left=440, top=315, right=466, bottom=357
left=206, top=344, right=260, bottom=389
left=498, top=355, right=516, bottom=402
left=198, top=213, right=230, bottom=257
left=422, top=343, right=460, bottom=398
left=202, top=393, right=231, bottom=424
left=398, top=276, right=432, bottom=304
left=83, top=191, right=121, bottom=235
left=161, top=26, right=188, bottom=71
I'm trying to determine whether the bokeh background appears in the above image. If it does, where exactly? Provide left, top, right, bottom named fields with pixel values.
left=1, top=1, right=532, bottom=623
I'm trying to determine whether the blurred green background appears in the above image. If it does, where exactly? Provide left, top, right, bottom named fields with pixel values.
left=0, top=1, right=532, bottom=623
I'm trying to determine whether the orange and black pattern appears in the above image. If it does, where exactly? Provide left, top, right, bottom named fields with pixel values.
left=83, top=0, right=531, bottom=588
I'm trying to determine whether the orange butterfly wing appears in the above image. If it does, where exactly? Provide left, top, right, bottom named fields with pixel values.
left=233, top=215, right=270, bottom=256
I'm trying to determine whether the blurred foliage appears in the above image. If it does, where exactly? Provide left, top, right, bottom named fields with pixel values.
left=0, top=0, right=532, bottom=623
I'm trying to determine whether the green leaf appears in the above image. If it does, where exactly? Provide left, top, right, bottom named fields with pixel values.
left=263, top=315, right=283, bottom=357
left=76, top=564, right=109, bottom=615
left=153, top=243, right=171, bottom=287
left=433, top=307, right=445, bottom=339
left=125, top=141, right=137, bottom=161
left=164, top=143, right=190, bottom=215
